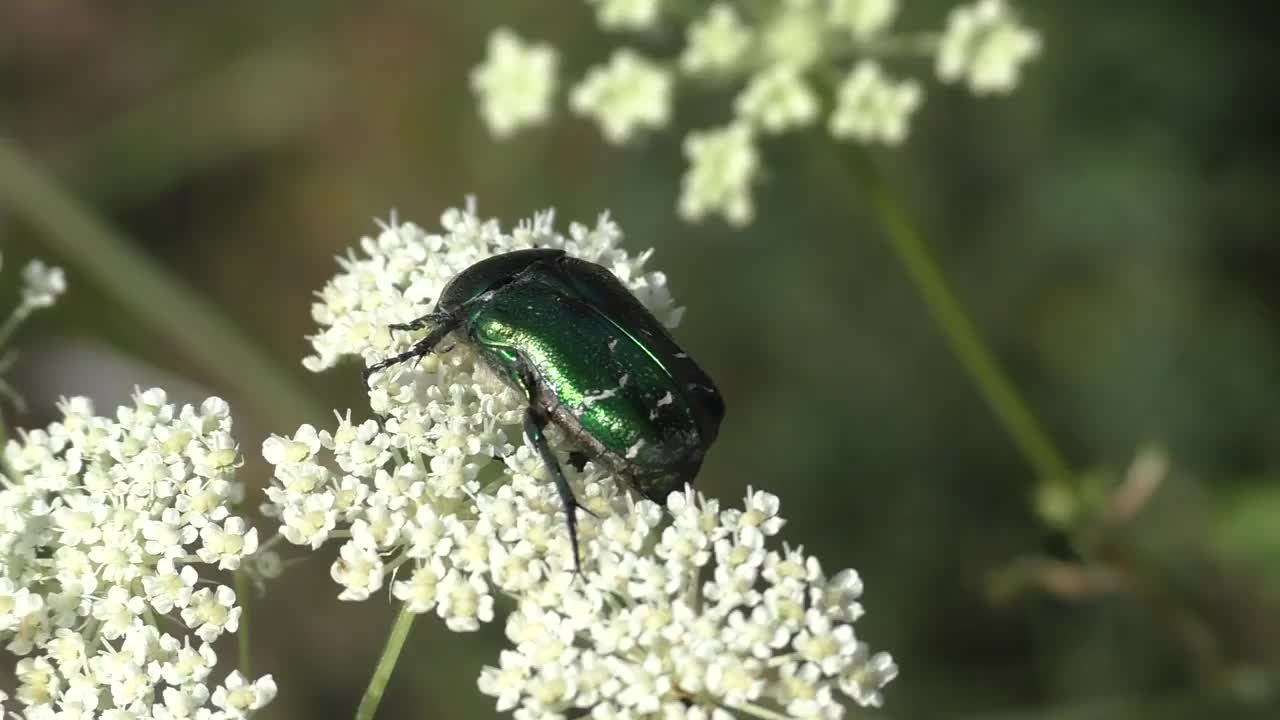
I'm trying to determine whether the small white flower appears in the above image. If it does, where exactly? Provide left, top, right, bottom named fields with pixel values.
left=471, top=28, right=559, bottom=137
left=813, top=567, right=866, bottom=622
left=738, top=487, right=785, bottom=536
left=587, top=0, right=661, bottom=31
left=261, top=424, right=322, bottom=465
left=181, top=586, right=240, bottom=644
left=20, top=259, right=67, bottom=309
left=840, top=644, right=899, bottom=707
left=830, top=60, right=922, bottom=145
left=190, top=430, right=240, bottom=478
left=679, top=124, right=759, bottom=226
left=0, top=580, right=44, bottom=633
left=793, top=610, right=859, bottom=675
left=571, top=48, right=672, bottom=144
left=777, top=661, right=842, bottom=719
left=477, top=650, right=531, bottom=712
left=735, top=64, right=819, bottom=134
left=155, top=684, right=210, bottom=719
left=937, top=0, right=1041, bottom=94
left=155, top=635, right=217, bottom=687
left=331, top=541, right=385, bottom=601
left=140, top=507, right=194, bottom=563
left=51, top=491, right=106, bottom=543
left=680, top=3, right=752, bottom=75
left=45, top=629, right=88, bottom=674
left=435, top=570, right=495, bottom=632
left=392, top=557, right=447, bottom=614
left=196, top=517, right=258, bottom=570
left=211, top=671, right=277, bottom=716
left=16, top=656, right=61, bottom=706
left=141, top=560, right=199, bottom=614
left=828, top=0, right=899, bottom=39
left=281, top=491, right=338, bottom=549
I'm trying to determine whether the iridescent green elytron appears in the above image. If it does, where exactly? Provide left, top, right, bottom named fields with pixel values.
left=364, top=249, right=724, bottom=571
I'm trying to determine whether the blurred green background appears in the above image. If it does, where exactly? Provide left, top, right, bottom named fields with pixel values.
left=3, top=1, right=1279, bottom=718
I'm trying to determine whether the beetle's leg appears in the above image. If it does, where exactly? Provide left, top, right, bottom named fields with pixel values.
left=362, top=312, right=460, bottom=389
left=522, top=406, right=586, bottom=575
left=513, top=360, right=591, bottom=575
left=388, top=315, right=433, bottom=332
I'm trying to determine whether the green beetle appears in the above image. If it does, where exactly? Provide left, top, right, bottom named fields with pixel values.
left=363, top=248, right=723, bottom=572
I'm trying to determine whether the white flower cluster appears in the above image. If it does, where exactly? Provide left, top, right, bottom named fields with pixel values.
left=480, top=487, right=897, bottom=719
left=264, top=202, right=896, bottom=715
left=265, top=202, right=680, bottom=634
left=471, top=28, right=559, bottom=139
left=16, top=259, right=67, bottom=311
left=0, top=389, right=276, bottom=718
left=470, top=0, right=1040, bottom=226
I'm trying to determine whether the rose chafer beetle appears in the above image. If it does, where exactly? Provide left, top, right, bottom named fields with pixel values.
left=364, top=248, right=724, bottom=572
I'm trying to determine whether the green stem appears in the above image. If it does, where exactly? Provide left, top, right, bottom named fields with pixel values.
left=0, top=134, right=327, bottom=431
left=235, top=570, right=253, bottom=677
left=54, top=45, right=328, bottom=208
left=843, top=148, right=1074, bottom=496
left=0, top=305, right=32, bottom=350
left=354, top=605, right=417, bottom=720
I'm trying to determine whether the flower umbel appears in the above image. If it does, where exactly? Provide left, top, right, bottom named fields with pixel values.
left=268, top=203, right=681, bottom=632
left=571, top=48, right=673, bottom=144
left=830, top=61, right=922, bottom=146
left=471, top=27, right=559, bottom=138
left=265, top=201, right=896, bottom=714
left=0, top=389, right=276, bottom=718
left=470, top=0, right=1041, bottom=225
left=680, top=123, right=760, bottom=227
left=479, top=487, right=898, bottom=717
left=937, top=0, right=1041, bottom=94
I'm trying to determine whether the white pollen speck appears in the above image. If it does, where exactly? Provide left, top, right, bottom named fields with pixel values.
left=608, top=339, right=620, bottom=353
left=657, top=392, right=673, bottom=407
left=581, top=387, right=619, bottom=407
left=619, top=374, right=630, bottom=387
left=626, top=439, right=646, bottom=459
left=674, top=352, right=688, bottom=358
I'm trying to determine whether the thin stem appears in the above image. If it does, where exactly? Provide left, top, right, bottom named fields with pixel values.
left=54, top=44, right=328, bottom=208
left=235, top=570, right=253, bottom=677
left=354, top=604, right=417, bottom=720
left=0, top=134, right=328, bottom=431
left=0, top=306, right=32, bottom=349
left=842, top=147, right=1075, bottom=501
left=257, top=531, right=287, bottom=554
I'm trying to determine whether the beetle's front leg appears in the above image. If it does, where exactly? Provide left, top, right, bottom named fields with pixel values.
left=362, top=311, right=460, bottom=390
left=514, top=360, right=592, bottom=576
left=387, top=313, right=434, bottom=332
